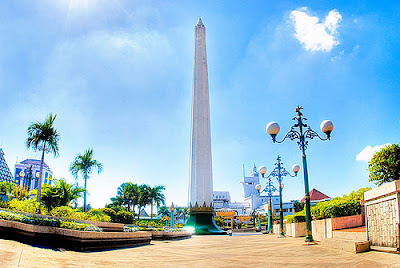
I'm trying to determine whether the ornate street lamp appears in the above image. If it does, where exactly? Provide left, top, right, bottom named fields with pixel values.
left=258, top=166, right=276, bottom=233
left=266, top=106, right=333, bottom=243
left=170, top=202, right=175, bottom=227
left=266, top=105, right=333, bottom=243
left=19, top=170, right=25, bottom=187
left=35, top=172, right=40, bottom=190
left=265, top=156, right=299, bottom=237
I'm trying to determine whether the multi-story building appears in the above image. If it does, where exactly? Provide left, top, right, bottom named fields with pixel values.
left=14, top=159, right=53, bottom=190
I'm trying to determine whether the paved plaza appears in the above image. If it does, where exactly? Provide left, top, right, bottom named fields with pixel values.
left=0, top=234, right=399, bottom=267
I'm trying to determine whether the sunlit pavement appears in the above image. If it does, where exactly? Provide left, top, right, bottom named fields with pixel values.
left=0, top=234, right=399, bottom=267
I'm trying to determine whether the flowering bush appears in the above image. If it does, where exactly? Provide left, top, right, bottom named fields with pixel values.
left=134, top=226, right=185, bottom=232
left=124, top=226, right=138, bottom=232
left=132, top=218, right=168, bottom=227
left=59, top=220, right=102, bottom=232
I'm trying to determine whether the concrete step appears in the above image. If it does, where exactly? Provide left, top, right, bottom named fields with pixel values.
left=333, top=230, right=367, bottom=241
left=321, top=238, right=370, bottom=253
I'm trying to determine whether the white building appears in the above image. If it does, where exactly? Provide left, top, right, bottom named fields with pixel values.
left=14, top=159, right=53, bottom=190
left=213, top=164, right=294, bottom=217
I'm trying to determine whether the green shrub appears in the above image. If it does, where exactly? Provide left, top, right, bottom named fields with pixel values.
left=131, top=218, right=167, bottom=227
left=8, top=199, right=45, bottom=214
left=0, top=201, right=9, bottom=209
left=285, top=214, right=306, bottom=223
left=100, top=208, right=118, bottom=222
left=85, top=209, right=111, bottom=222
left=311, top=199, right=361, bottom=220
left=49, top=206, right=76, bottom=218
left=116, top=211, right=134, bottom=224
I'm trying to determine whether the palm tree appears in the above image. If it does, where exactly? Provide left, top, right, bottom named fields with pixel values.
left=117, top=182, right=140, bottom=213
left=26, top=113, right=60, bottom=204
left=175, top=206, right=183, bottom=222
left=69, top=148, right=103, bottom=212
left=41, top=179, right=85, bottom=210
left=148, top=185, right=166, bottom=220
left=182, top=207, right=189, bottom=224
left=137, top=184, right=151, bottom=220
left=157, top=206, right=169, bottom=217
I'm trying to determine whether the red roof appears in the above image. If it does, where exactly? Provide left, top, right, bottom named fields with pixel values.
left=301, top=188, right=330, bottom=202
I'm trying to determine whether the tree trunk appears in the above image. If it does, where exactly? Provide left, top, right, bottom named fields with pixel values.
left=83, top=175, right=88, bottom=212
left=151, top=200, right=153, bottom=221
left=37, top=144, right=46, bottom=205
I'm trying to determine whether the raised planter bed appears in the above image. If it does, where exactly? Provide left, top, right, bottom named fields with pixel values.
left=150, top=231, right=192, bottom=240
left=312, top=214, right=364, bottom=241
left=0, top=208, right=124, bottom=232
left=286, top=222, right=306, bottom=237
left=0, top=219, right=151, bottom=251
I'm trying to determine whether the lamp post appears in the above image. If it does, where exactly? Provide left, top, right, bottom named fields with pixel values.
left=258, top=166, right=276, bottom=233
left=265, top=156, right=299, bottom=237
left=170, top=202, right=175, bottom=227
left=35, top=172, right=40, bottom=190
left=266, top=105, right=333, bottom=243
left=19, top=170, right=25, bottom=187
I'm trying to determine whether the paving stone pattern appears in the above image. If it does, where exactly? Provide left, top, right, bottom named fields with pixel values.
left=1, top=234, right=400, bottom=267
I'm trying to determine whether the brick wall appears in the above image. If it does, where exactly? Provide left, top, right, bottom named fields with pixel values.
left=366, top=198, right=399, bottom=248
left=364, top=181, right=400, bottom=249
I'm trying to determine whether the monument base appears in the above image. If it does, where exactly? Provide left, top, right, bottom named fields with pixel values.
left=185, top=211, right=226, bottom=235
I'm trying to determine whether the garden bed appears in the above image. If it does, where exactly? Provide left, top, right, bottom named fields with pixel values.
left=0, top=219, right=151, bottom=251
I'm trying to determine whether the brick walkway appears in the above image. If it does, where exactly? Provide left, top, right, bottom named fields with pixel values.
left=0, top=234, right=399, bottom=267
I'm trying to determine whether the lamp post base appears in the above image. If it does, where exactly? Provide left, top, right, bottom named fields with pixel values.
left=185, top=211, right=226, bottom=235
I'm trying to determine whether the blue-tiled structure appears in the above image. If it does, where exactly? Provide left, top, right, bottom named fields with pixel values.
left=0, top=148, right=14, bottom=183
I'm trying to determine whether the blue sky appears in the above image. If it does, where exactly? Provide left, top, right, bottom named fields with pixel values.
left=0, top=0, right=399, bottom=209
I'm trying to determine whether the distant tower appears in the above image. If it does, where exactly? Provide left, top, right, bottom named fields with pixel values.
left=185, top=18, right=225, bottom=235
left=241, top=164, right=260, bottom=198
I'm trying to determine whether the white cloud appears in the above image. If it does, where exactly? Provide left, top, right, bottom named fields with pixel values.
left=290, top=8, right=342, bottom=52
left=356, top=144, right=390, bottom=161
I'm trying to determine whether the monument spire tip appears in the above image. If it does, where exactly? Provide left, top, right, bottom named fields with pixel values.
left=196, top=18, right=204, bottom=27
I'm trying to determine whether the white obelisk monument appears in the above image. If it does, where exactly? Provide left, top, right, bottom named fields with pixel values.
left=186, top=18, right=225, bottom=235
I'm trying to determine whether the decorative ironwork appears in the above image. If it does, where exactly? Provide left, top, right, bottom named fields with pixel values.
left=267, top=106, right=332, bottom=243
left=189, top=201, right=214, bottom=213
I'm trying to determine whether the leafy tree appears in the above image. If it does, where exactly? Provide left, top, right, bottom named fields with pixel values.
left=109, top=195, right=125, bottom=208
left=368, top=143, right=400, bottom=186
left=26, top=113, right=60, bottom=203
left=291, top=200, right=305, bottom=212
left=214, top=216, right=225, bottom=228
left=41, top=179, right=85, bottom=210
left=0, top=181, right=16, bottom=197
left=69, top=148, right=103, bottom=212
left=148, top=185, right=166, bottom=220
